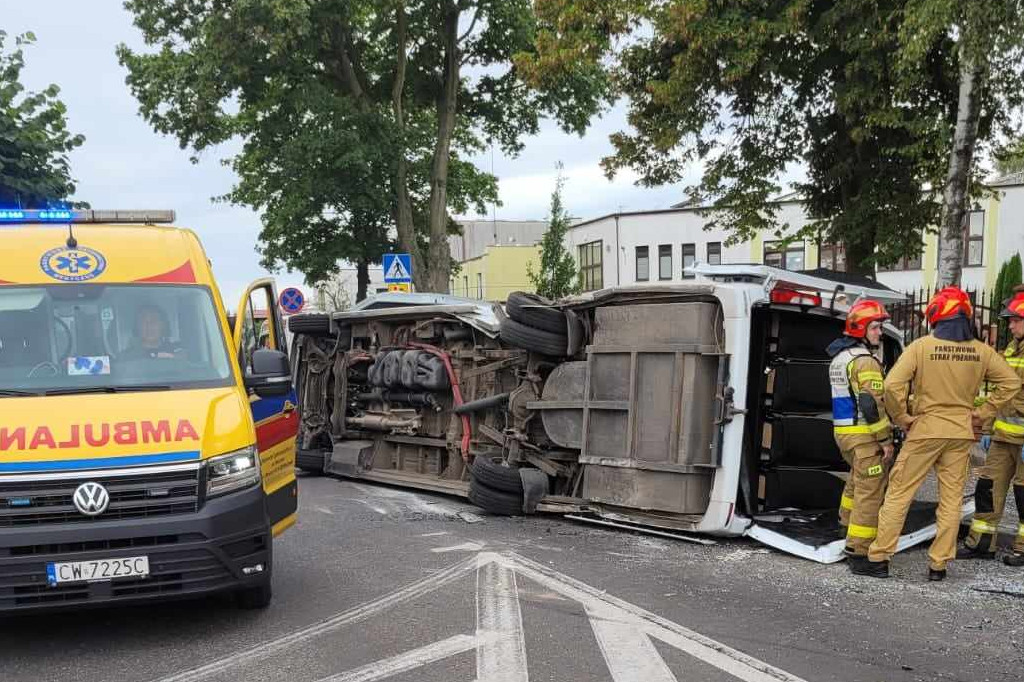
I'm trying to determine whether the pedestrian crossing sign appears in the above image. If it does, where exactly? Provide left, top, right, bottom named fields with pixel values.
left=383, top=253, right=413, bottom=283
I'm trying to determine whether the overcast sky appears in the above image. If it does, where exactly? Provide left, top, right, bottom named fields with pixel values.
left=5, top=1, right=694, bottom=304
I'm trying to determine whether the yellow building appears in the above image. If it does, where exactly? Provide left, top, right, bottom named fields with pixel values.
left=450, top=244, right=541, bottom=302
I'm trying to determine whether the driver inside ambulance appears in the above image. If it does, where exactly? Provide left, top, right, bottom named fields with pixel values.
left=123, top=304, right=183, bottom=360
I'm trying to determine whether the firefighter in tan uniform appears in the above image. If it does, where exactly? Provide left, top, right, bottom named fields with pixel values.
left=959, top=291, right=1024, bottom=565
left=861, top=287, right=1021, bottom=580
left=827, top=300, right=894, bottom=573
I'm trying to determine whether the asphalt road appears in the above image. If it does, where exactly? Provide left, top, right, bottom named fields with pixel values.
left=1, top=473, right=1022, bottom=682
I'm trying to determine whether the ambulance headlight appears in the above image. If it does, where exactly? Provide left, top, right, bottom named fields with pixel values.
left=205, top=446, right=261, bottom=498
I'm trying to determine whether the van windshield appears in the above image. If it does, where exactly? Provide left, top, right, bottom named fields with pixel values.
left=0, top=285, right=233, bottom=394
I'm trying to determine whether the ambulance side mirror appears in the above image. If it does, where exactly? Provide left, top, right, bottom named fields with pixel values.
left=245, top=348, right=292, bottom=397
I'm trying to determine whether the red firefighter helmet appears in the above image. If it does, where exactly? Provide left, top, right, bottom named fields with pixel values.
left=925, top=286, right=973, bottom=325
left=999, top=292, right=1024, bottom=319
left=845, top=300, right=890, bottom=338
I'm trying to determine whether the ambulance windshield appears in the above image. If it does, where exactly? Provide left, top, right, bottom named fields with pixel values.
left=0, top=285, right=233, bottom=394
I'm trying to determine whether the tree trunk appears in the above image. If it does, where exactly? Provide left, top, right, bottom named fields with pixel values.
left=937, top=49, right=987, bottom=288
left=844, top=234, right=876, bottom=278
left=390, top=1, right=425, bottom=290
left=423, top=2, right=461, bottom=294
left=356, top=258, right=369, bottom=302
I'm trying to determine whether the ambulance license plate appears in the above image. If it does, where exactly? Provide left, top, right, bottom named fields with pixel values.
left=46, top=556, right=150, bottom=586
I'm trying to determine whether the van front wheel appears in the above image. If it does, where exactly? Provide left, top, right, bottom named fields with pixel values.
left=236, top=578, right=273, bottom=609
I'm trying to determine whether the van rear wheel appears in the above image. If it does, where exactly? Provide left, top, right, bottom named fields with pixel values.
left=468, top=478, right=524, bottom=516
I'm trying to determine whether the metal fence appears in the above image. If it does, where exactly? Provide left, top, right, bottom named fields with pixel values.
left=889, top=287, right=1007, bottom=349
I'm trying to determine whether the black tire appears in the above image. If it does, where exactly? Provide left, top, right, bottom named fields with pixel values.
left=506, top=292, right=567, bottom=334
left=236, top=578, right=273, bottom=609
left=499, top=318, right=567, bottom=357
left=296, top=448, right=325, bottom=475
left=288, top=313, right=331, bottom=335
left=468, top=479, right=523, bottom=516
left=471, top=456, right=524, bottom=494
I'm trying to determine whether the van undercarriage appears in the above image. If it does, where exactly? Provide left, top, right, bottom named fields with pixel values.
left=292, top=277, right=966, bottom=562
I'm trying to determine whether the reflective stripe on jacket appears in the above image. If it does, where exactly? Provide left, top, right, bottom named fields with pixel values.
left=993, top=340, right=1024, bottom=444
left=830, top=346, right=891, bottom=442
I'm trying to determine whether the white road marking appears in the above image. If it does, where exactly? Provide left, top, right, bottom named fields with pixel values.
left=153, top=556, right=478, bottom=682
left=497, top=552, right=808, bottom=682
left=432, top=542, right=485, bottom=553
left=587, top=601, right=677, bottom=682
left=313, top=634, right=483, bottom=682
left=476, top=554, right=530, bottom=682
left=420, top=531, right=451, bottom=537
left=156, top=551, right=807, bottom=682
left=316, top=506, right=335, bottom=515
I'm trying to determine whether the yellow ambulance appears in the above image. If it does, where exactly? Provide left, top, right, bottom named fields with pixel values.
left=0, top=209, right=298, bottom=612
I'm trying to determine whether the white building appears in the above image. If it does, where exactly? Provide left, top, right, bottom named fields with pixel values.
left=564, top=174, right=1024, bottom=295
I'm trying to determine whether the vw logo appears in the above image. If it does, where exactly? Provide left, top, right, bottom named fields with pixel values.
left=73, top=482, right=110, bottom=517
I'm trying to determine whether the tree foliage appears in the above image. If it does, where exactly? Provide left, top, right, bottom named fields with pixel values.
left=528, top=163, right=580, bottom=299
left=992, top=252, right=1022, bottom=347
left=118, top=0, right=600, bottom=292
left=904, top=0, right=1024, bottom=286
left=0, top=31, right=85, bottom=208
left=518, top=0, right=1024, bottom=276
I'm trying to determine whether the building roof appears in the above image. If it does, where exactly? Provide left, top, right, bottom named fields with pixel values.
left=450, top=219, right=549, bottom=263
left=990, top=171, right=1024, bottom=188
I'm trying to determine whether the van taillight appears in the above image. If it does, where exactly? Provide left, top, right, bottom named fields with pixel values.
left=770, top=289, right=822, bottom=307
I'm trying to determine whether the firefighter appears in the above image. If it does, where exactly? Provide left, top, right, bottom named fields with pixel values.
left=827, top=300, right=894, bottom=573
left=958, top=290, right=1024, bottom=565
left=861, top=286, right=1021, bottom=580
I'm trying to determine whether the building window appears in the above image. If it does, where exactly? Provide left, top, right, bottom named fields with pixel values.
left=577, top=240, right=603, bottom=292
left=476, top=273, right=483, bottom=299
left=658, top=245, right=672, bottom=280
left=463, top=275, right=469, bottom=296
left=682, top=243, right=696, bottom=278
left=818, top=243, right=847, bottom=272
left=636, top=246, right=650, bottom=281
left=878, top=249, right=922, bottom=272
left=764, top=241, right=805, bottom=271
left=707, top=242, right=722, bottom=266
left=965, top=210, right=984, bottom=267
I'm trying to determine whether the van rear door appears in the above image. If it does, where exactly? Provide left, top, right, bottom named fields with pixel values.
left=701, top=266, right=972, bottom=563
left=234, top=279, right=299, bottom=535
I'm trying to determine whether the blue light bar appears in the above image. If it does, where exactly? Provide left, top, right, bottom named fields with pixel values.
left=37, top=210, right=74, bottom=221
left=0, top=208, right=73, bottom=223
left=0, top=208, right=176, bottom=224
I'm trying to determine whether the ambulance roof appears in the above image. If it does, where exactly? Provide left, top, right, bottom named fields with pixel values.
left=0, top=223, right=209, bottom=286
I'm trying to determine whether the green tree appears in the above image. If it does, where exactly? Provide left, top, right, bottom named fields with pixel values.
left=0, top=31, right=85, bottom=208
left=899, top=1, right=1024, bottom=286
left=528, top=163, right=580, bottom=299
left=995, top=138, right=1024, bottom=175
left=518, top=1, right=1023, bottom=277
left=118, top=0, right=599, bottom=293
left=991, top=252, right=1022, bottom=347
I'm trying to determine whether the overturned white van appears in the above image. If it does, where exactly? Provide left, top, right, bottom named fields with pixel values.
left=290, top=265, right=970, bottom=562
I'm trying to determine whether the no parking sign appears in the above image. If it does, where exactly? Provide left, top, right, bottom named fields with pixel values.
left=278, top=287, right=305, bottom=314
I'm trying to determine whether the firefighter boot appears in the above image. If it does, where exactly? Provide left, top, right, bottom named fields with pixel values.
left=850, top=559, right=889, bottom=578
left=959, top=476, right=998, bottom=560
left=928, top=568, right=947, bottom=581
left=956, top=542, right=996, bottom=560
left=1005, top=485, right=1024, bottom=566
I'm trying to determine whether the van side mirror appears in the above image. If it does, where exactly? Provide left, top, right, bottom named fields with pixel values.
left=244, top=348, right=292, bottom=397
